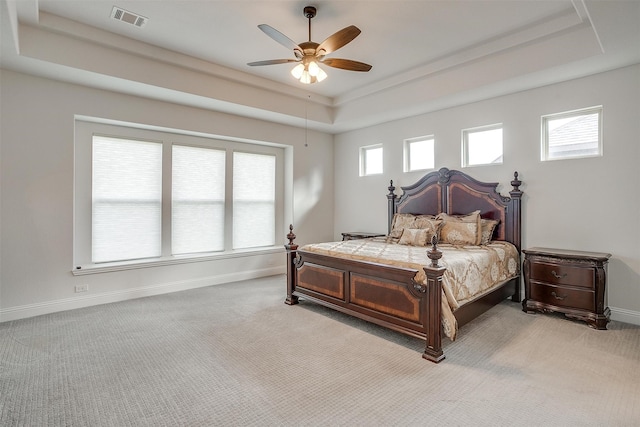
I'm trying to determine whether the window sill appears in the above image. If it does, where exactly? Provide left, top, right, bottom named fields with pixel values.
left=72, top=246, right=285, bottom=276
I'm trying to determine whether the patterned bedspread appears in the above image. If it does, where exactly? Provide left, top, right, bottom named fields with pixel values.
left=299, top=238, right=519, bottom=340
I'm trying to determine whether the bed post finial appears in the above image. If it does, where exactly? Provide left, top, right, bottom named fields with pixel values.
left=387, top=180, right=397, bottom=235
left=511, top=171, right=522, bottom=194
left=427, top=235, right=442, bottom=267
left=286, top=224, right=296, bottom=245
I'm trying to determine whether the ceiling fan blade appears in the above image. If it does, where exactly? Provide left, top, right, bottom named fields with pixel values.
left=316, top=26, right=361, bottom=55
left=258, top=24, right=303, bottom=56
left=247, top=59, right=300, bottom=66
left=322, top=58, right=372, bottom=72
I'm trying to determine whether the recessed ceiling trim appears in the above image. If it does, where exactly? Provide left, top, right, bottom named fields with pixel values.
left=110, top=6, right=147, bottom=28
left=334, top=7, right=586, bottom=106
left=571, top=0, right=604, bottom=53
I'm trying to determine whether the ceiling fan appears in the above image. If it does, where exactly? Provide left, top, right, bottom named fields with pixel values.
left=247, top=5, right=372, bottom=84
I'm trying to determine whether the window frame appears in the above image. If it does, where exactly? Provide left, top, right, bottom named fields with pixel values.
left=359, top=144, right=383, bottom=176
left=73, top=119, right=284, bottom=274
left=403, top=135, right=435, bottom=173
left=461, top=123, right=503, bottom=167
left=541, top=106, right=603, bottom=161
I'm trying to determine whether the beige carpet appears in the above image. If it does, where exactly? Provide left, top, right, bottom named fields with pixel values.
left=1, top=274, right=639, bottom=426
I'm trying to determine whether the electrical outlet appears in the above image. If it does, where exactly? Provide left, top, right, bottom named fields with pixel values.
left=75, top=284, right=89, bottom=293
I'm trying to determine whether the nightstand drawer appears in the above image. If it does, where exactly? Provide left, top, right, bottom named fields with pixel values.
left=529, top=262, right=594, bottom=289
left=529, top=282, right=595, bottom=312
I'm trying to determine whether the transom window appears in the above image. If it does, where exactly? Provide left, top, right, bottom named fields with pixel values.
left=404, top=135, right=435, bottom=172
left=541, top=106, right=603, bottom=161
left=462, top=124, right=503, bottom=167
left=360, top=144, right=383, bottom=176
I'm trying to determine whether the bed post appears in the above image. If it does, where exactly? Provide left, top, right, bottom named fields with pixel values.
left=509, top=172, right=523, bottom=302
left=387, top=180, right=397, bottom=234
left=422, top=236, right=446, bottom=363
left=284, top=224, right=299, bottom=305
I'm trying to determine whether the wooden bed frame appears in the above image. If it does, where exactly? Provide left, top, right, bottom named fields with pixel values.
left=285, top=168, right=523, bottom=362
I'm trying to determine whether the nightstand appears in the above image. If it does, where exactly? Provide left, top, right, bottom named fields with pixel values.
left=341, top=232, right=385, bottom=241
left=522, top=247, right=611, bottom=329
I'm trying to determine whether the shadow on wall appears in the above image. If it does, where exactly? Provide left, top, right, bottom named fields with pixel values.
left=293, top=165, right=325, bottom=244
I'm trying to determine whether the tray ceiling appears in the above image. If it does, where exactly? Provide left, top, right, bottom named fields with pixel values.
left=2, top=0, right=639, bottom=132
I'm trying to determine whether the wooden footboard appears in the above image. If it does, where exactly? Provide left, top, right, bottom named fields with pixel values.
left=285, top=227, right=447, bottom=362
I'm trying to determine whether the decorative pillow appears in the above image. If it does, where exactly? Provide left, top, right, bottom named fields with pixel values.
left=398, top=228, right=429, bottom=246
left=389, top=213, right=417, bottom=238
left=436, top=210, right=481, bottom=245
left=413, top=216, right=443, bottom=243
left=413, top=214, right=437, bottom=228
left=480, top=218, right=500, bottom=245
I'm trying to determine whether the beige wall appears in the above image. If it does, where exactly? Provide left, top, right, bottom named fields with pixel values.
left=334, top=65, right=640, bottom=324
left=0, top=69, right=335, bottom=320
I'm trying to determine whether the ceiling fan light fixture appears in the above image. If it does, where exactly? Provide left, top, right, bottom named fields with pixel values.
left=300, top=69, right=313, bottom=84
left=291, top=63, right=305, bottom=79
left=308, top=60, right=320, bottom=76
left=316, top=67, right=328, bottom=82
left=291, top=60, right=326, bottom=84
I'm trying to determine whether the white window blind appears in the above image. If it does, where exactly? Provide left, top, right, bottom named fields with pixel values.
left=92, top=136, right=162, bottom=263
left=76, top=120, right=285, bottom=272
left=233, top=152, right=276, bottom=249
left=172, top=145, right=226, bottom=255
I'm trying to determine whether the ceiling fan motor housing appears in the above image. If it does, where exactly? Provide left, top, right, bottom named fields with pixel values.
left=303, top=6, right=317, bottom=19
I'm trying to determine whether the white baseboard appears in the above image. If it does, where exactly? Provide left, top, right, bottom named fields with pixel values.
left=610, top=307, right=640, bottom=326
left=0, top=267, right=285, bottom=323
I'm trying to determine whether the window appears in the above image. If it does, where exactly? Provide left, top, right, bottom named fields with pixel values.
left=233, top=152, right=276, bottom=249
left=92, top=136, right=162, bottom=263
left=462, top=124, right=503, bottom=167
left=404, top=136, right=435, bottom=172
left=360, top=144, right=383, bottom=176
left=541, top=106, right=602, bottom=161
left=74, top=120, right=284, bottom=271
left=172, top=145, right=226, bottom=255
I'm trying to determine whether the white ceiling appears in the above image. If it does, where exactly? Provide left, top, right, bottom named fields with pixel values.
left=1, top=0, right=639, bottom=133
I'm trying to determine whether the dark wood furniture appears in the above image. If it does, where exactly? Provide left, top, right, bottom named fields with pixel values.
left=522, top=247, right=611, bottom=329
left=285, top=167, right=523, bottom=362
left=341, top=231, right=385, bottom=241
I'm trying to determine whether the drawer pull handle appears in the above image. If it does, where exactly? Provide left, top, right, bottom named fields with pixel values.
left=551, top=291, right=567, bottom=301
left=551, top=270, right=567, bottom=279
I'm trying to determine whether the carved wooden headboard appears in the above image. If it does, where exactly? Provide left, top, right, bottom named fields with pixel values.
left=387, top=168, right=523, bottom=251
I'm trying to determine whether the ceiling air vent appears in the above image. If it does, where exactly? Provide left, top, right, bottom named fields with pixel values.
left=111, top=6, right=148, bottom=28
